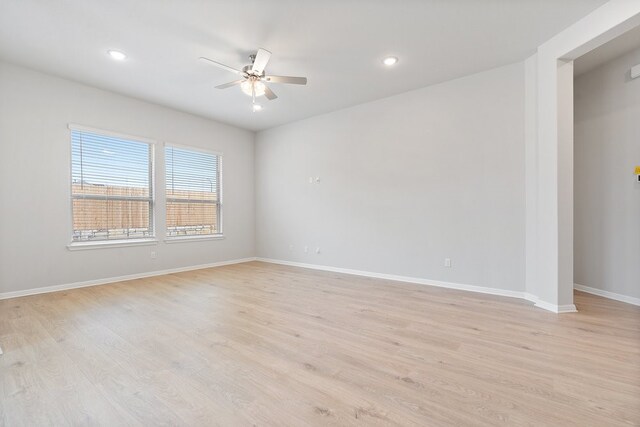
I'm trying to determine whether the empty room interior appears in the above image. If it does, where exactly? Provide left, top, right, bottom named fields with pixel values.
left=1, top=1, right=639, bottom=426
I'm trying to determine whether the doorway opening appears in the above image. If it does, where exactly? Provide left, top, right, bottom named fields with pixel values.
left=572, top=27, right=640, bottom=308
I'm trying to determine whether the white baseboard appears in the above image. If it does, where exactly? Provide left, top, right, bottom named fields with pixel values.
left=257, top=257, right=577, bottom=313
left=255, top=257, right=577, bottom=312
left=0, top=257, right=257, bottom=300
left=522, top=293, right=578, bottom=313
left=574, top=284, right=640, bottom=306
left=0, top=255, right=580, bottom=315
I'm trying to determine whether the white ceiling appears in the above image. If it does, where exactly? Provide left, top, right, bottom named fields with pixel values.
left=0, top=0, right=607, bottom=131
left=574, top=24, right=640, bottom=76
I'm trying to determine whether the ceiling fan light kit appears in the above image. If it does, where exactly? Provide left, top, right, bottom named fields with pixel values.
left=241, top=78, right=266, bottom=97
left=200, top=48, right=308, bottom=111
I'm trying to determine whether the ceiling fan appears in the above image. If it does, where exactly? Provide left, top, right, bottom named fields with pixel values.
left=199, top=48, right=307, bottom=107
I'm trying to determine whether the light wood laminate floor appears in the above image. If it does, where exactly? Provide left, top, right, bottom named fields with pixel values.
left=1, top=261, right=639, bottom=426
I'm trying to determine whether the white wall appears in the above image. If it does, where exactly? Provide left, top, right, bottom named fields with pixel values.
left=255, top=62, right=526, bottom=292
left=524, top=54, right=540, bottom=301
left=574, top=46, right=640, bottom=299
left=0, top=62, right=255, bottom=295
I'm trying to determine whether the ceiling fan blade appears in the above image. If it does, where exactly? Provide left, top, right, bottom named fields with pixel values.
left=215, top=80, right=244, bottom=89
left=264, top=75, right=307, bottom=85
left=199, top=57, right=242, bottom=75
left=251, top=48, right=272, bottom=74
left=264, top=85, right=278, bottom=100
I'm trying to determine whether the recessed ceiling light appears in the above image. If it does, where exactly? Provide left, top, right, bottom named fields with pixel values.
left=107, top=50, right=127, bottom=61
left=252, top=104, right=263, bottom=112
left=383, top=56, right=398, bottom=66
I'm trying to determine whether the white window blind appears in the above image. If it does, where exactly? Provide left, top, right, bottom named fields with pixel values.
left=165, top=146, right=221, bottom=237
left=71, top=128, right=154, bottom=241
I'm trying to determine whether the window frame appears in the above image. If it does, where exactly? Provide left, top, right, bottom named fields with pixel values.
left=67, top=124, right=157, bottom=249
left=163, top=142, right=223, bottom=242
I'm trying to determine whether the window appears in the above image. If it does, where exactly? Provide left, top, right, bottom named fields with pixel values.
left=165, top=145, right=221, bottom=237
left=70, top=127, right=154, bottom=242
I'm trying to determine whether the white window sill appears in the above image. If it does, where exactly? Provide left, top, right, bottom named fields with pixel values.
left=164, top=234, right=225, bottom=243
left=67, top=238, right=158, bottom=251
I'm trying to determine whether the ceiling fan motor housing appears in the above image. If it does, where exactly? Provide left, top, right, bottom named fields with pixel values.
left=242, top=64, right=264, bottom=77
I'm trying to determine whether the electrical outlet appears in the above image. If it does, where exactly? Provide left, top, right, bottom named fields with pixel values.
left=151, top=251, right=157, bottom=260
left=444, top=258, right=451, bottom=267
left=315, top=247, right=321, bottom=254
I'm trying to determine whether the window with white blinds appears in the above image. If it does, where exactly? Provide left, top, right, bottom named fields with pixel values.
left=70, top=128, right=154, bottom=242
left=165, top=146, right=221, bottom=237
